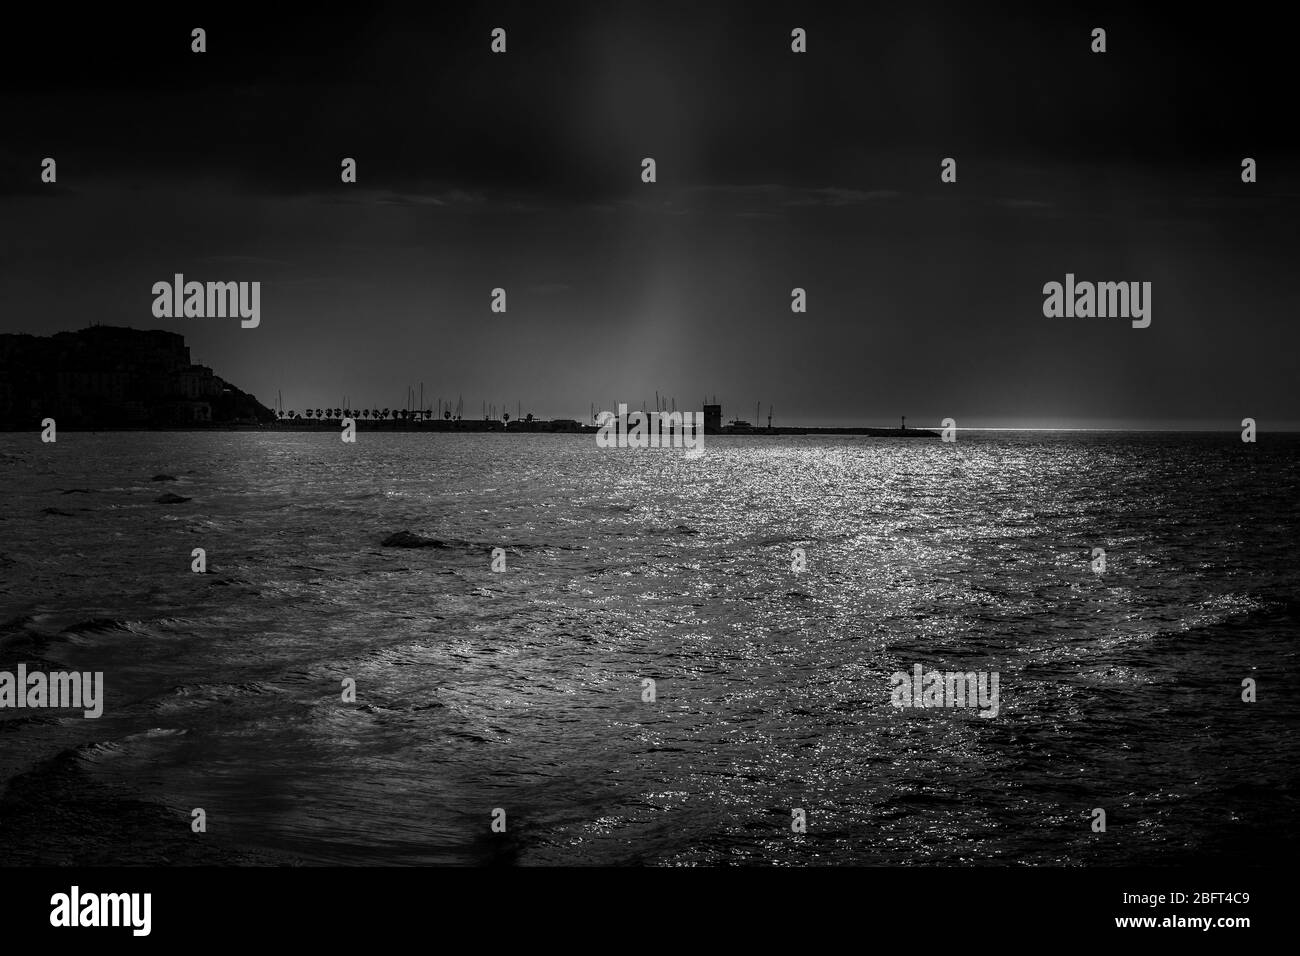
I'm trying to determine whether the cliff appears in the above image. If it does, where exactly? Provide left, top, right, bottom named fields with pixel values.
left=0, top=326, right=274, bottom=428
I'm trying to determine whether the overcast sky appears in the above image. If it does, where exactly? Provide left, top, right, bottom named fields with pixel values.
left=2, top=2, right=1296, bottom=427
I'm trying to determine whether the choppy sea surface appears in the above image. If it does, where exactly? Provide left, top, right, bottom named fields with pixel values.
left=1, top=431, right=1296, bottom=865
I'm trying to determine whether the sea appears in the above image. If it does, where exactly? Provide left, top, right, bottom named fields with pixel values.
left=1, top=431, right=1296, bottom=865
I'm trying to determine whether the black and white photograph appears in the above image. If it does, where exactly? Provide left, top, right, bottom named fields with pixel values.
left=1, top=1, right=1292, bottom=940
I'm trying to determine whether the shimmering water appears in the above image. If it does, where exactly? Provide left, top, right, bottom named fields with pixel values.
left=1, top=431, right=1296, bottom=865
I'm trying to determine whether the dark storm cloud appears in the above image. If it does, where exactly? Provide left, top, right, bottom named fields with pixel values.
left=6, top=2, right=1297, bottom=199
